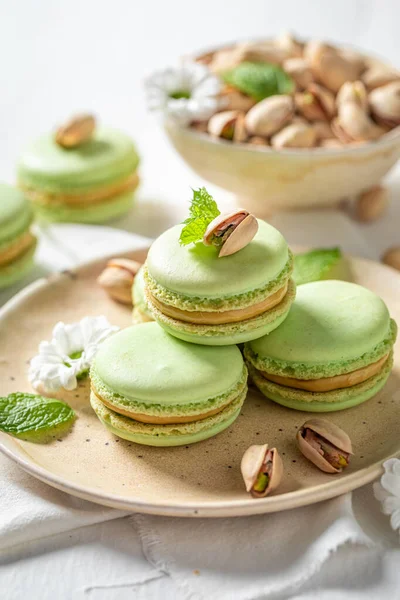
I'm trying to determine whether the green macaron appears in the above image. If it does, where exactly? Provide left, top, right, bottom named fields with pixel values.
left=144, top=219, right=295, bottom=346
left=90, top=322, right=247, bottom=446
left=245, top=280, right=397, bottom=412
left=18, top=126, right=140, bottom=224
left=132, top=266, right=153, bottom=324
left=0, top=183, right=37, bottom=289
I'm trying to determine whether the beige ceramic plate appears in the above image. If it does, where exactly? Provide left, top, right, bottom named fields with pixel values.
left=0, top=249, right=399, bottom=517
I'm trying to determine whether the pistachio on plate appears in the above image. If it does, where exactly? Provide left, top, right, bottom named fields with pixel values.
left=203, top=209, right=258, bottom=257
left=297, top=418, right=353, bottom=473
left=241, top=444, right=283, bottom=498
left=97, top=258, right=142, bottom=305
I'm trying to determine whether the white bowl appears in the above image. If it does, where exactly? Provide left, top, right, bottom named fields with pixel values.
left=165, top=121, right=400, bottom=217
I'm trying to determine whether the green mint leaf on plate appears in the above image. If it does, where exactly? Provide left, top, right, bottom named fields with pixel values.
left=179, top=187, right=221, bottom=246
left=293, top=247, right=343, bottom=286
left=222, top=62, right=294, bottom=102
left=0, top=393, right=76, bottom=443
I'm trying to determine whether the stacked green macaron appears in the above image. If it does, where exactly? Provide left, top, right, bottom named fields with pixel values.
left=245, top=280, right=397, bottom=412
left=90, top=322, right=247, bottom=446
left=0, top=183, right=37, bottom=289
left=18, top=124, right=140, bottom=223
left=143, top=219, right=296, bottom=345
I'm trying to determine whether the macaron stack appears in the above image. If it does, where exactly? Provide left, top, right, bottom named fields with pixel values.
left=18, top=115, right=139, bottom=223
left=245, top=281, right=397, bottom=412
left=144, top=219, right=295, bottom=345
left=90, top=323, right=247, bottom=446
left=0, top=183, right=37, bottom=289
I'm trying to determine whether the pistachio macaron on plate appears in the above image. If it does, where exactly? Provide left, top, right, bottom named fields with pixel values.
left=18, top=116, right=140, bottom=223
left=90, top=322, right=247, bottom=446
left=0, top=248, right=399, bottom=516
left=245, top=280, right=397, bottom=412
left=0, top=183, right=37, bottom=289
left=144, top=219, right=295, bottom=345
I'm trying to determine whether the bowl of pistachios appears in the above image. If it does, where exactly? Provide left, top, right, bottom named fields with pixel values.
left=146, top=33, right=400, bottom=216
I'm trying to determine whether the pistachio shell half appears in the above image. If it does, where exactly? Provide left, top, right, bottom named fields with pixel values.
left=97, top=258, right=142, bottom=305
left=305, top=41, right=362, bottom=93
left=369, top=82, right=400, bottom=127
left=297, top=418, right=353, bottom=474
left=245, top=95, right=294, bottom=137
left=207, top=110, right=247, bottom=142
left=203, top=210, right=258, bottom=257
left=362, top=65, right=400, bottom=91
left=336, top=81, right=368, bottom=110
left=295, top=83, right=335, bottom=121
left=241, top=444, right=283, bottom=498
left=334, top=102, right=385, bottom=142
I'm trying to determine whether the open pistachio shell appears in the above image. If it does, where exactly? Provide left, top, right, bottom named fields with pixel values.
left=203, top=209, right=249, bottom=246
left=297, top=418, right=353, bottom=474
left=245, top=95, right=294, bottom=137
left=369, top=82, right=400, bottom=126
left=218, top=214, right=259, bottom=257
left=207, top=110, right=247, bottom=142
left=241, top=444, right=283, bottom=498
left=336, top=81, right=368, bottom=110
left=305, top=41, right=362, bottom=93
left=334, top=103, right=385, bottom=142
left=271, top=122, right=317, bottom=148
left=362, top=65, right=400, bottom=91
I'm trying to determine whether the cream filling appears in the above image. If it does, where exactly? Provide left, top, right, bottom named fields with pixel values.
left=0, top=231, right=36, bottom=267
left=148, top=282, right=288, bottom=325
left=91, top=388, right=234, bottom=425
left=259, top=354, right=389, bottom=392
left=21, top=172, right=139, bottom=207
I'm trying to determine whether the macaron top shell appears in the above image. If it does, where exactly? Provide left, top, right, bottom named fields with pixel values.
left=92, top=322, right=244, bottom=405
left=18, top=127, right=139, bottom=192
left=0, top=183, right=33, bottom=244
left=146, top=220, right=289, bottom=298
left=248, top=280, right=392, bottom=365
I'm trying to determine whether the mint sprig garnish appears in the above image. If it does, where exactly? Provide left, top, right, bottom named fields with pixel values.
left=179, top=187, right=221, bottom=246
left=0, top=393, right=76, bottom=443
left=222, top=62, right=294, bottom=102
left=293, top=248, right=343, bottom=286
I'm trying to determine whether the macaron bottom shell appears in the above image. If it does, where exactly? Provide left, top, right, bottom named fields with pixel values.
left=248, top=355, right=393, bottom=412
left=0, top=240, right=37, bottom=289
left=90, top=389, right=245, bottom=447
left=146, top=278, right=296, bottom=346
left=32, top=190, right=135, bottom=224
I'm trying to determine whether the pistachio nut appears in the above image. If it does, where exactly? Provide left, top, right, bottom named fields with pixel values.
left=97, top=258, right=142, bottom=305
left=313, top=120, right=335, bottom=141
left=209, top=46, right=246, bottom=74
left=382, top=246, right=400, bottom=271
left=55, top=114, right=96, bottom=148
left=245, top=95, right=294, bottom=137
left=333, top=102, right=385, bottom=142
left=283, top=58, right=313, bottom=90
left=219, top=86, right=256, bottom=112
left=297, top=418, right=353, bottom=474
left=304, top=41, right=362, bottom=93
left=208, top=110, right=247, bottom=142
left=336, top=81, right=368, bottom=110
left=355, top=185, right=388, bottom=222
left=236, top=40, right=287, bottom=65
left=295, top=83, right=335, bottom=121
left=369, top=82, right=400, bottom=127
left=362, top=65, right=400, bottom=90
left=271, top=121, right=317, bottom=148
left=275, top=32, right=304, bottom=59
left=241, top=444, right=283, bottom=498
left=203, top=209, right=258, bottom=257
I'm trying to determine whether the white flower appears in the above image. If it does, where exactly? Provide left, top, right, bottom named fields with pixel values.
left=144, top=62, right=222, bottom=125
left=373, top=458, right=400, bottom=535
left=28, top=316, right=119, bottom=392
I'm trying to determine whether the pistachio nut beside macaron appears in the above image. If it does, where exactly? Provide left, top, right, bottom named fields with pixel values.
left=90, top=322, right=248, bottom=446
left=17, top=115, right=140, bottom=224
left=0, top=183, right=37, bottom=289
left=245, top=280, right=397, bottom=412
left=143, top=188, right=296, bottom=346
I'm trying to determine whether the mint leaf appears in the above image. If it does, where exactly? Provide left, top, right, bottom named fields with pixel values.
left=0, top=393, right=76, bottom=443
left=179, top=187, right=221, bottom=246
left=223, top=62, right=294, bottom=102
left=293, top=248, right=343, bottom=286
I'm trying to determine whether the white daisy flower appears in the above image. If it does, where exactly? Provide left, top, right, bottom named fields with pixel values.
left=373, top=458, right=400, bottom=536
left=28, top=316, right=119, bottom=392
left=144, top=62, right=222, bottom=125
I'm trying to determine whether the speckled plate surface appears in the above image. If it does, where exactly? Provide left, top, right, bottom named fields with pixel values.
left=0, top=249, right=399, bottom=517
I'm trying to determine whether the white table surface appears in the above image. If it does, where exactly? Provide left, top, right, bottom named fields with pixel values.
left=1, top=1, right=400, bottom=598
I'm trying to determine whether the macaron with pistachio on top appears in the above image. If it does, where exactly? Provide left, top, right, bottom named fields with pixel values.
left=245, top=280, right=397, bottom=411
left=17, top=114, right=140, bottom=223
left=90, top=322, right=248, bottom=446
left=0, top=183, right=37, bottom=289
left=144, top=188, right=296, bottom=345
